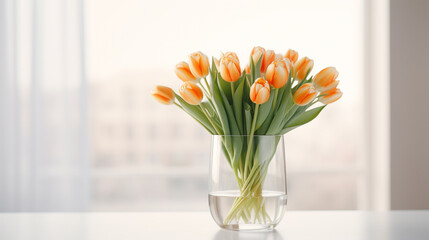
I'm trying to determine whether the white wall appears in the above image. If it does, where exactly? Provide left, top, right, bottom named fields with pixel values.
left=390, top=0, right=429, bottom=209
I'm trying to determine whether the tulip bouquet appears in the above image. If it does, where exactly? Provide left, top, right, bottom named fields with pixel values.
left=152, top=47, right=342, bottom=225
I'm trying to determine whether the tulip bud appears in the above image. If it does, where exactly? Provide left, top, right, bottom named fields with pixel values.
left=250, top=46, right=265, bottom=65
left=261, top=49, right=276, bottom=73
left=179, top=82, right=204, bottom=105
left=175, top=61, right=197, bottom=82
left=319, top=88, right=343, bottom=104
left=313, top=67, right=340, bottom=92
left=284, top=49, right=299, bottom=64
left=188, top=51, right=210, bottom=78
left=293, top=83, right=317, bottom=106
left=293, top=57, right=314, bottom=81
left=265, top=59, right=291, bottom=89
left=250, top=78, right=270, bottom=104
left=220, top=56, right=242, bottom=82
left=151, top=85, right=175, bottom=105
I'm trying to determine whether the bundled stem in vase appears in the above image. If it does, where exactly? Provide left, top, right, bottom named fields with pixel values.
left=220, top=134, right=281, bottom=225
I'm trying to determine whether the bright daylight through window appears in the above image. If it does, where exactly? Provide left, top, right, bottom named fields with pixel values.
left=87, top=0, right=364, bottom=211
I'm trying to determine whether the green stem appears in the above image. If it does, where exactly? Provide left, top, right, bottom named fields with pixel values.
left=243, top=104, right=259, bottom=180
left=233, top=167, right=243, bottom=189
left=198, top=82, right=210, bottom=97
left=240, top=163, right=262, bottom=191
left=197, top=82, right=218, bottom=118
left=173, top=102, right=183, bottom=110
left=230, top=82, right=235, bottom=97
left=272, top=88, right=279, bottom=111
left=174, top=102, right=214, bottom=134
left=223, top=139, right=280, bottom=225
left=204, top=77, right=212, bottom=94
left=308, top=99, right=319, bottom=108
left=246, top=75, right=251, bottom=88
left=200, top=105, right=222, bottom=135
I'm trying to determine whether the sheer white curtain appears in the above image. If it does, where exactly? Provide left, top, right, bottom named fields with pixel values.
left=0, top=0, right=89, bottom=211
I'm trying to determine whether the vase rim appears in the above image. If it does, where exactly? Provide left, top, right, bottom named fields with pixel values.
left=212, top=134, right=283, bottom=137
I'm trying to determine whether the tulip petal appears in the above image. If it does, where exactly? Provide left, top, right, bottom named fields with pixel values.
left=319, top=88, right=342, bottom=104
left=229, top=62, right=241, bottom=82
left=151, top=86, right=175, bottom=105
left=179, top=82, right=203, bottom=105
left=293, top=83, right=317, bottom=106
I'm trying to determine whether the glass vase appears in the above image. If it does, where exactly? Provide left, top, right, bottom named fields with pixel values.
left=209, top=135, right=287, bottom=231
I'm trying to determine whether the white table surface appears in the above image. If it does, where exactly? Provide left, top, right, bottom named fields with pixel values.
left=0, top=211, right=428, bottom=240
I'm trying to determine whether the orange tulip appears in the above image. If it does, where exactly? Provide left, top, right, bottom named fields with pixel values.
left=188, top=51, right=210, bottom=78
left=179, top=82, right=204, bottom=105
left=250, top=46, right=265, bottom=65
left=265, top=59, right=291, bottom=89
left=284, top=49, right=299, bottom=64
left=175, top=61, right=197, bottom=82
left=245, top=64, right=250, bottom=74
left=151, top=85, right=175, bottom=105
left=275, top=53, right=284, bottom=60
left=220, top=56, right=241, bottom=82
left=313, top=67, right=339, bottom=92
left=319, top=88, right=343, bottom=104
left=222, top=52, right=239, bottom=61
left=294, top=57, right=314, bottom=81
left=293, top=83, right=317, bottom=106
left=250, top=78, right=270, bottom=104
left=261, top=49, right=276, bottom=73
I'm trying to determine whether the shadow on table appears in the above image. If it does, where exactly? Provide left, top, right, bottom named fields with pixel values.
left=212, top=229, right=284, bottom=240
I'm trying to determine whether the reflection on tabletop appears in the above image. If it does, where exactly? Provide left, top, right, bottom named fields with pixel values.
left=212, top=229, right=283, bottom=240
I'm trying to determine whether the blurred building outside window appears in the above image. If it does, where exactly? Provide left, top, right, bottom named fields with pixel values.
left=87, top=0, right=368, bottom=211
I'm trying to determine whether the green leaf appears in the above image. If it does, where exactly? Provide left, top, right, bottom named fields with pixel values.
left=283, top=105, right=309, bottom=127
left=255, top=89, right=274, bottom=130
left=274, top=85, right=286, bottom=111
left=232, top=78, right=244, bottom=135
left=230, top=136, right=243, bottom=172
left=217, top=73, right=240, bottom=136
left=249, top=56, right=263, bottom=83
left=210, top=73, right=234, bottom=159
left=254, top=56, right=263, bottom=79
left=218, top=73, right=232, bottom=103
left=280, top=105, right=326, bottom=134
left=279, top=105, right=299, bottom=128
left=243, top=75, right=252, bottom=105
left=252, top=135, right=281, bottom=167
left=175, top=94, right=216, bottom=134
left=210, top=73, right=229, bottom=136
left=210, top=57, right=218, bottom=76
left=293, top=76, right=313, bottom=94
left=216, top=75, right=243, bottom=169
left=265, top=92, right=292, bottom=134
left=249, top=57, right=256, bottom=83
left=201, top=101, right=221, bottom=128
left=200, top=101, right=215, bottom=117
left=221, top=144, right=232, bottom=167
left=244, top=103, right=252, bottom=135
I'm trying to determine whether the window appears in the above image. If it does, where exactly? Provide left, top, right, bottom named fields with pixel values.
left=87, top=0, right=365, bottom=210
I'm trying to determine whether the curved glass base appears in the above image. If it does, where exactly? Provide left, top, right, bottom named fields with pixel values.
left=219, top=223, right=276, bottom=231
left=209, top=191, right=287, bottom=231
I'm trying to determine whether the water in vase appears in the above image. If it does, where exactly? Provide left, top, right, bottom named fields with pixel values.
left=209, top=190, right=287, bottom=231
